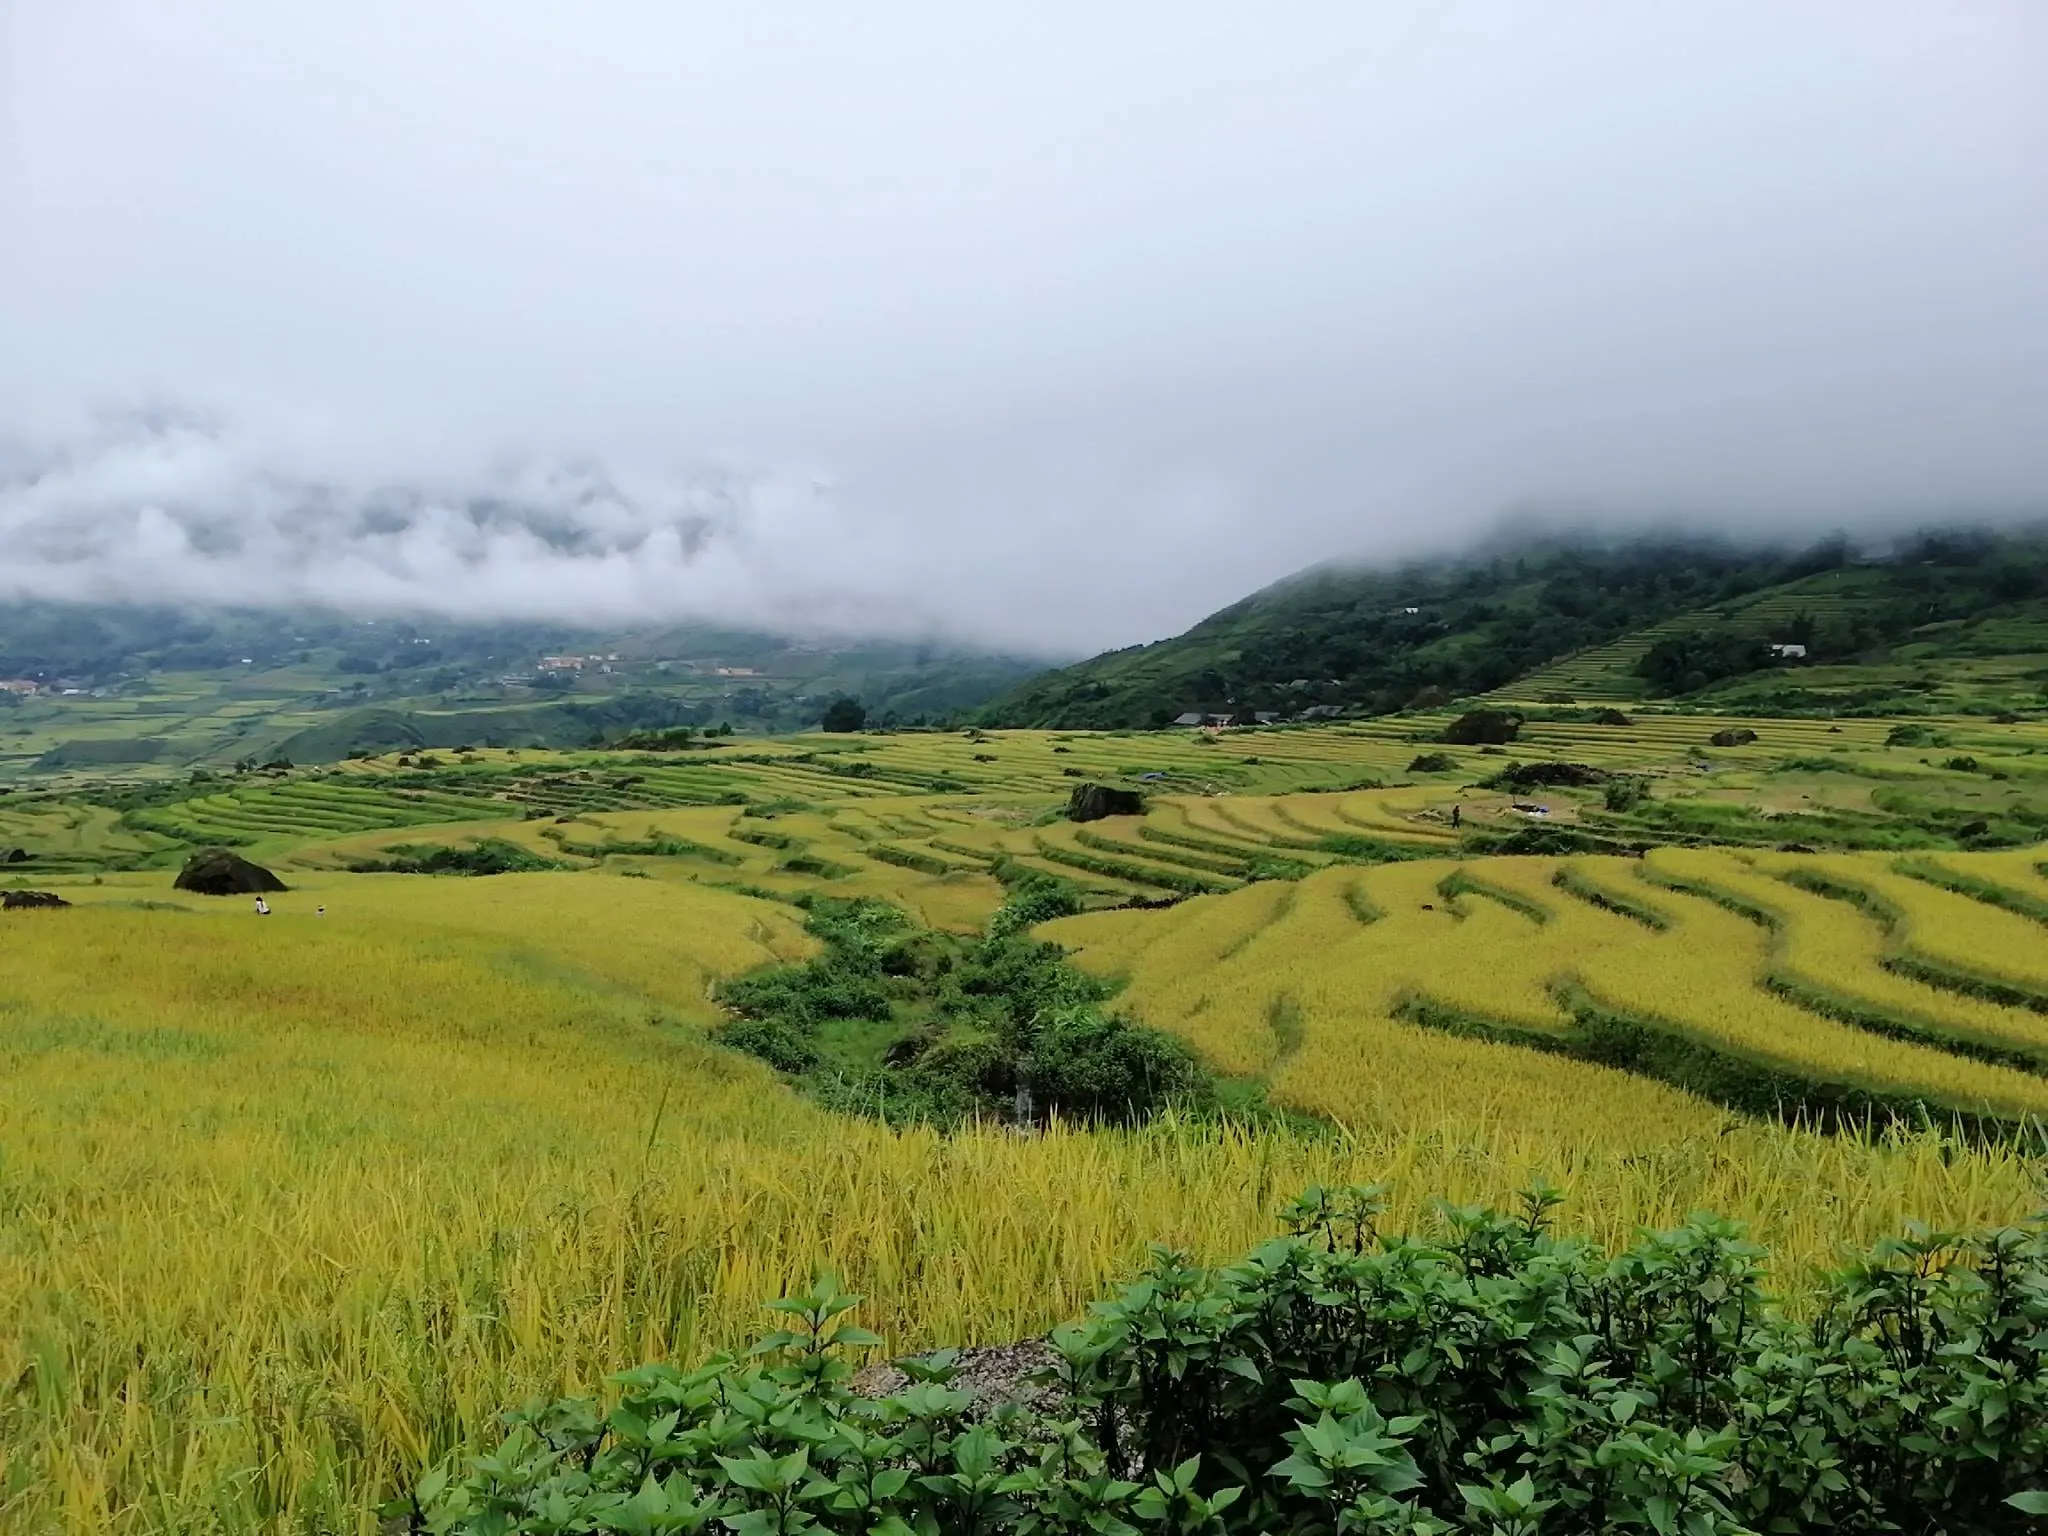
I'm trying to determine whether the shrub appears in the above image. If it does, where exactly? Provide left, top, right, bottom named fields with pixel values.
left=1019, top=1005, right=1202, bottom=1123
left=1440, top=709, right=1521, bottom=746
left=988, top=867, right=1086, bottom=937
left=716, top=1016, right=819, bottom=1074
left=821, top=697, right=867, bottom=733
left=713, top=886, right=1204, bottom=1128
left=1603, top=775, right=1651, bottom=813
left=415, top=1190, right=2048, bottom=1536
left=1886, top=722, right=1949, bottom=748
left=1484, top=760, right=1608, bottom=790
left=1406, top=752, right=1458, bottom=773
left=345, top=839, right=564, bottom=876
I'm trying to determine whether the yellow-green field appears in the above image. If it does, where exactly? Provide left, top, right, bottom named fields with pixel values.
left=4, top=718, right=2048, bottom=1533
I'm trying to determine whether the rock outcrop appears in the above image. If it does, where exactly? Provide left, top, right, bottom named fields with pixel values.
left=1067, top=783, right=1145, bottom=821
left=173, top=848, right=288, bottom=896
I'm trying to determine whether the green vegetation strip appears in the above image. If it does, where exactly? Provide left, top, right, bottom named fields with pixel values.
left=1646, top=864, right=2048, bottom=1072
left=1395, top=982, right=2034, bottom=1146
left=344, top=838, right=567, bottom=876
left=1339, top=879, right=1384, bottom=924
left=1136, top=822, right=1303, bottom=865
left=544, top=830, right=744, bottom=865
left=860, top=843, right=957, bottom=876
left=1030, top=838, right=1235, bottom=895
left=1435, top=868, right=1552, bottom=924
left=1892, top=857, right=2048, bottom=929
left=1550, top=864, right=1672, bottom=929
left=1075, top=828, right=1258, bottom=879
left=710, top=875, right=1260, bottom=1129
left=1781, top=868, right=2048, bottom=1016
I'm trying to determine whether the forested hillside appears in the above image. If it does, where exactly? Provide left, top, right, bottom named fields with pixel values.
left=982, top=528, right=2048, bottom=727
left=981, top=536, right=1846, bottom=727
left=0, top=601, right=1044, bottom=776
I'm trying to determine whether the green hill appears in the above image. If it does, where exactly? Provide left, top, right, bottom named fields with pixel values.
left=0, top=602, right=1045, bottom=776
left=1497, top=538, right=2048, bottom=715
left=983, top=528, right=2048, bottom=727
left=980, top=535, right=1848, bottom=728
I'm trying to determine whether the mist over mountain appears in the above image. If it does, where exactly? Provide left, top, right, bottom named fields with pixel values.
left=4, top=3, right=2045, bottom=651
left=0, top=409, right=861, bottom=633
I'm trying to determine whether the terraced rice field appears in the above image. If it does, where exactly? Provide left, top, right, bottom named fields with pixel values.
left=1047, top=844, right=2048, bottom=1135
left=6, top=713, right=2048, bottom=1532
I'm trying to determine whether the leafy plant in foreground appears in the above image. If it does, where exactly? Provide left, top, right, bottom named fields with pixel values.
left=411, top=1186, right=2048, bottom=1535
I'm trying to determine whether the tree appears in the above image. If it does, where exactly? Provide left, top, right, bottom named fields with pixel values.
left=821, top=697, right=866, bottom=733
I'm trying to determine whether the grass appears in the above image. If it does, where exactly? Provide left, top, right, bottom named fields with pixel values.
left=7, top=885, right=2043, bottom=1532
left=5, top=717, right=2048, bottom=1532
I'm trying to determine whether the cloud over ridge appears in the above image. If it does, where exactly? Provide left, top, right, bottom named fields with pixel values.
left=3, top=2, right=2045, bottom=649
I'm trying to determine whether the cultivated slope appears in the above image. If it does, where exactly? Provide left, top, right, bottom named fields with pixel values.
left=983, top=528, right=2048, bottom=727
left=980, top=535, right=1842, bottom=728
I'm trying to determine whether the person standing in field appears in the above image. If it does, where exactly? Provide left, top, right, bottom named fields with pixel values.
left=254, top=896, right=270, bottom=915
left=1451, top=804, right=1462, bottom=829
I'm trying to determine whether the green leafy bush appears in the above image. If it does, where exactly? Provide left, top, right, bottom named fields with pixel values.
left=410, top=1187, right=2048, bottom=1535
left=1602, top=775, right=1650, bottom=813
left=345, top=838, right=566, bottom=876
left=987, top=866, right=1086, bottom=938
left=714, top=890, right=1205, bottom=1128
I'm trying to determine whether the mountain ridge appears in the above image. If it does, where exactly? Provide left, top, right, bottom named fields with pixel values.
left=980, top=526, right=2048, bottom=727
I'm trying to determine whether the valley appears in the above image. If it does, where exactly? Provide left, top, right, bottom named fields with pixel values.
left=6, top=700, right=2048, bottom=1529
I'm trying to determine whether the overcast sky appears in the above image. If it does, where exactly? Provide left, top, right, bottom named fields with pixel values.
left=3, top=3, right=2044, bottom=653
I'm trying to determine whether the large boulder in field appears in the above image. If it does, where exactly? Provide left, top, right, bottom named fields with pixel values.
left=1486, top=761, right=1610, bottom=790
left=1441, top=709, right=1522, bottom=746
left=1067, top=783, right=1145, bottom=822
left=1, top=889, right=68, bottom=909
left=174, top=847, right=288, bottom=896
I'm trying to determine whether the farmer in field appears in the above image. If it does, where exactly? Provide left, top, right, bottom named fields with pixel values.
left=254, top=896, right=270, bottom=915
left=1451, top=804, right=1462, bottom=829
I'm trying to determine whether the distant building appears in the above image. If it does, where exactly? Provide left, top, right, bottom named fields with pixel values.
left=1769, top=643, right=1809, bottom=659
left=0, top=679, right=39, bottom=695
left=1298, top=704, right=1345, bottom=720
left=539, top=656, right=585, bottom=671
left=1171, top=712, right=1207, bottom=726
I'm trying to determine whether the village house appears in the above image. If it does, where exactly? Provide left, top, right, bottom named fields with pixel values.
left=1174, top=709, right=1284, bottom=729
left=0, top=679, right=40, bottom=696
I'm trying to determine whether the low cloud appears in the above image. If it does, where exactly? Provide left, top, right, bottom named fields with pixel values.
left=4, top=3, right=2045, bottom=652
left=0, top=408, right=1295, bottom=653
